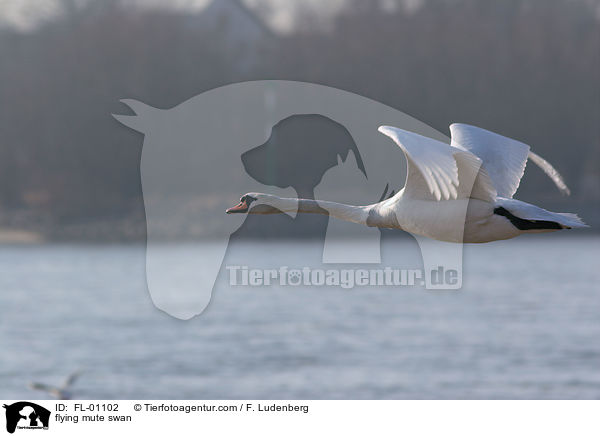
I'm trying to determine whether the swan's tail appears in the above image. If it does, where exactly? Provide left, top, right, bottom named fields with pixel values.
left=553, top=212, right=588, bottom=229
left=495, top=198, right=588, bottom=230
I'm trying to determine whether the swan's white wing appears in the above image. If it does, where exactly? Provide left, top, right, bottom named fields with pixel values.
left=63, top=371, right=82, bottom=389
left=450, top=123, right=571, bottom=197
left=378, top=126, right=495, bottom=201
left=450, top=123, right=530, bottom=198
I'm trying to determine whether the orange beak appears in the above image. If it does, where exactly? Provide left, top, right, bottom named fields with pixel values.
left=226, top=198, right=249, bottom=214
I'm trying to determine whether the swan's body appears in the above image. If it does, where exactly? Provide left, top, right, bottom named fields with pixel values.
left=227, top=124, right=587, bottom=243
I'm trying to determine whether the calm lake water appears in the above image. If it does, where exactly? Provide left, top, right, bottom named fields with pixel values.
left=1, top=235, right=599, bottom=399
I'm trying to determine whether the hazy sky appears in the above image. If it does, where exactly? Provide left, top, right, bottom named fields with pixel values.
left=0, top=0, right=347, bottom=32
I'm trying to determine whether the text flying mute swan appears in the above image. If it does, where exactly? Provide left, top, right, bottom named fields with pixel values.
left=227, top=124, right=587, bottom=243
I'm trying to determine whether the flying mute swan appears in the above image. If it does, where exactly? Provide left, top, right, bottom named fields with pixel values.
left=226, top=124, right=587, bottom=243
left=29, top=371, right=82, bottom=400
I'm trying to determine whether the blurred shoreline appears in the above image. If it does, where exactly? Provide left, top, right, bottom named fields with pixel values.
left=0, top=198, right=597, bottom=243
left=1, top=0, right=598, bottom=244
left=0, top=211, right=596, bottom=244
left=0, top=228, right=44, bottom=244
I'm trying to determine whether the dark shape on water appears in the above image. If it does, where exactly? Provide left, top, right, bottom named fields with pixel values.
left=29, top=370, right=82, bottom=400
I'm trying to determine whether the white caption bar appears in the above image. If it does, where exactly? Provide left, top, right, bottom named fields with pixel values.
left=1, top=400, right=598, bottom=435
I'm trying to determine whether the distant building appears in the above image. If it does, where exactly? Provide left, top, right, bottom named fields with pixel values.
left=189, top=0, right=275, bottom=47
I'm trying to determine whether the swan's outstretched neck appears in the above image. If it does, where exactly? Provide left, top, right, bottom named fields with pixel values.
left=250, top=194, right=371, bottom=225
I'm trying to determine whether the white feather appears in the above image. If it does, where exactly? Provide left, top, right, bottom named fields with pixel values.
left=377, top=126, right=496, bottom=202
left=450, top=123, right=530, bottom=198
left=527, top=151, right=571, bottom=195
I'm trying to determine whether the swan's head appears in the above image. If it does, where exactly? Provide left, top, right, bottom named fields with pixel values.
left=226, top=193, right=261, bottom=214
